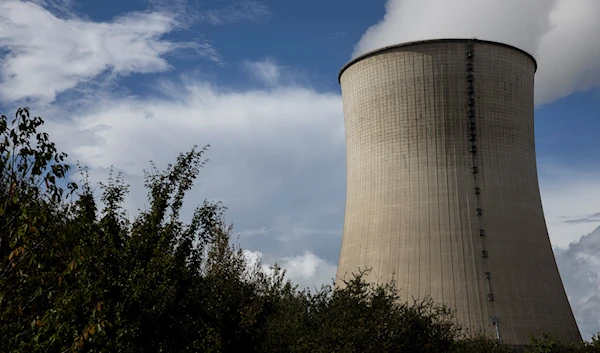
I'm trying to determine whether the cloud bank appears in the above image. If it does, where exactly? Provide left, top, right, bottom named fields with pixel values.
left=539, top=161, right=600, bottom=248
left=40, top=59, right=345, bottom=264
left=555, top=226, right=600, bottom=340
left=353, top=0, right=600, bottom=104
left=0, top=0, right=220, bottom=104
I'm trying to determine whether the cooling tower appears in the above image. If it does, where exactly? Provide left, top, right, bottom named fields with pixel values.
left=335, top=39, right=581, bottom=345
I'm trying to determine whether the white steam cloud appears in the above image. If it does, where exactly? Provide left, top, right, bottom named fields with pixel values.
left=354, top=0, right=600, bottom=105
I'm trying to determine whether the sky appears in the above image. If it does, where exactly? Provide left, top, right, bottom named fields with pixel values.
left=0, top=0, right=599, bottom=340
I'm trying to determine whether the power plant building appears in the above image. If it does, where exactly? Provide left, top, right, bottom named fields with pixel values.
left=335, top=39, right=581, bottom=345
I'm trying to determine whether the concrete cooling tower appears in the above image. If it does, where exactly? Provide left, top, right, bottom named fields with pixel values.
left=335, top=39, right=581, bottom=345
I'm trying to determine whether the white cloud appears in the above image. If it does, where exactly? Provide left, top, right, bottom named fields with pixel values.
left=539, top=161, right=600, bottom=248
left=35, top=66, right=345, bottom=262
left=279, top=251, right=337, bottom=290
left=555, top=226, right=600, bottom=340
left=53, top=79, right=343, bottom=175
left=244, top=59, right=282, bottom=86
left=354, top=0, right=554, bottom=57
left=0, top=0, right=220, bottom=104
left=244, top=250, right=337, bottom=290
left=198, top=1, right=270, bottom=26
left=535, top=0, right=600, bottom=105
left=242, top=59, right=312, bottom=88
left=353, top=0, right=600, bottom=104
left=539, top=162, right=600, bottom=339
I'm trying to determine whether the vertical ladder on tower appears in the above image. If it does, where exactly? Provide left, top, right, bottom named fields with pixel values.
left=466, top=39, right=501, bottom=342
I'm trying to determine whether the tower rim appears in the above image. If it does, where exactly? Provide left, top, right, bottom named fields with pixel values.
left=338, top=38, right=538, bottom=83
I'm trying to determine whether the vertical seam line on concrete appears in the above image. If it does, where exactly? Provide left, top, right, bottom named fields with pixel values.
left=422, top=52, right=432, bottom=296
left=393, top=53, right=402, bottom=292
left=390, top=55, right=397, bottom=287
left=433, top=51, right=443, bottom=303
left=404, top=53, right=411, bottom=296
left=446, top=62, right=457, bottom=313
left=361, top=77, right=368, bottom=272
left=388, top=56, right=394, bottom=285
left=439, top=56, right=447, bottom=307
left=412, top=52, right=421, bottom=299
left=338, top=80, right=348, bottom=281
left=376, top=58, right=384, bottom=284
left=390, top=58, right=395, bottom=285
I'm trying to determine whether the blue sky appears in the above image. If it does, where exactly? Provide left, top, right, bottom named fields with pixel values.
left=66, top=0, right=386, bottom=93
left=1, top=0, right=599, bottom=340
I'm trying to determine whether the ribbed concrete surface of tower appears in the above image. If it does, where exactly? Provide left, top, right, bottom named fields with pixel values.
left=335, top=39, right=581, bottom=345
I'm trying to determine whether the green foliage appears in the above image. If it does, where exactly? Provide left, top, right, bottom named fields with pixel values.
left=261, top=273, right=460, bottom=353
left=524, top=333, right=600, bottom=353
left=1, top=108, right=598, bottom=353
left=451, top=335, right=514, bottom=353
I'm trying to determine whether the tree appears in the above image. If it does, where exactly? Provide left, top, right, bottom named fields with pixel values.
left=261, top=272, right=461, bottom=353
left=0, top=108, right=275, bottom=352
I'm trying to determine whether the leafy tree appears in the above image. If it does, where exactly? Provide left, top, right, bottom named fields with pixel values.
left=451, top=335, right=514, bottom=353
left=0, top=108, right=77, bottom=351
left=0, top=108, right=290, bottom=352
left=261, top=273, right=460, bottom=353
left=525, top=333, right=600, bottom=353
